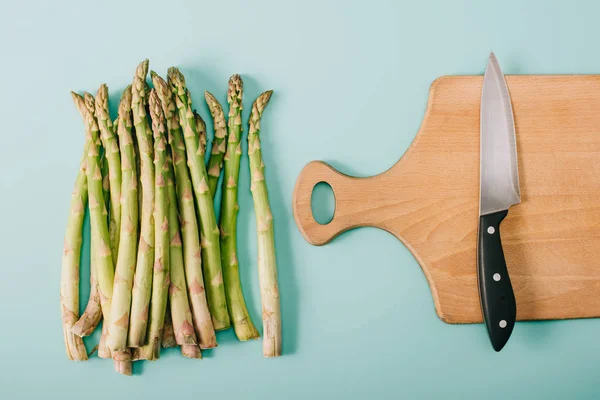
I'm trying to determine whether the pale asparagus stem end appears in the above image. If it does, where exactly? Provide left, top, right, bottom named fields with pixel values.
left=181, top=345, right=202, bottom=359
left=113, top=350, right=133, bottom=376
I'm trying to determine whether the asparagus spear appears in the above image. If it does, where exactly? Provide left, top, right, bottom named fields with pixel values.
left=84, top=92, right=135, bottom=371
left=84, top=94, right=119, bottom=350
left=220, top=75, right=259, bottom=341
left=82, top=92, right=116, bottom=356
left=60, top=93, right=90, bottom=361
left=204, top=92, right=228, bottom=197
left=129, top=60, right=155, bottom=347
left=68, top=95, right=103, bottom=339
left=195, top=111, right=207, bottom=158
left=133, top=89, right=170, bottom=361
left=95, top=84, right=122, bottom=260
left=108, top=85, right=140, bottom=352
left=98, top=121, right=114, bottom=358
left=161, top=306, right=177, bottom=348
left=71, top=109, right=112, bottom=338
left=248, top=90, right=281, bottom=357
left=152, top=72, right=217, bottom=348
left=166, top=154, right=197, bottom=345
left=168, top=67, right=230, bottom=330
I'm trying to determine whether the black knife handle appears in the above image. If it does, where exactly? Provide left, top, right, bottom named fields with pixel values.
left=477, top=210, right=517, bottom=352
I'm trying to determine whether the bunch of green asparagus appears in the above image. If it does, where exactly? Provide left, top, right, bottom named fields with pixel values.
left=60, top=60, right=281, bottom=375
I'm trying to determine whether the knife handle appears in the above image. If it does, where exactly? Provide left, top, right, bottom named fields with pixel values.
left=477, top=210, right=517, bottom=352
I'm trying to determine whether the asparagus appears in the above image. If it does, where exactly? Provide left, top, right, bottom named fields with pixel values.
left=134, top=89, right=170, bottom=360
left=161, top=306, right=177, bottom=348
left=98, top=123, right=113, bottom=358
left=72, top=113, right=112, bottom=339
left=84, top=92, right=134, bottom=370
left=168, top=67, right=230, bottom=330
left=166, top=154, right=197, bottom=345
left=195, top=111, right=207, bottom=158
left=129, top=60, right=155, bottom=347
left=204, top=91, right=228, bottom=197
left=108, top=85, right=140, bottom=352
left=95, top=84, right=122, bottom=260
left=83, top=92, right=116, bottom=356
left=60, top=93, right=90, bottom=361
left=152, top=72, right=217, bottom=348
left=248, top=90, right=281, bottom=357
left=220, top=75, right=259, bottom=341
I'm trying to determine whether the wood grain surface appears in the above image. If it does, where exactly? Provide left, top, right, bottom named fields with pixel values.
left=293, top=75, right=600, bottom=324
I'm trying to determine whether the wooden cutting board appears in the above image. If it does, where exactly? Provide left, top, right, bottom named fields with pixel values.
left=293, top=75, right=600, bottom=324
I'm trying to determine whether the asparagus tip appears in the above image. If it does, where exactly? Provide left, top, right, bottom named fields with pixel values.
left=227, top=74, right=243, bottom=106
left=251, top=90, right=274, bottom=119
left=148, top=88, right=166, bottom=139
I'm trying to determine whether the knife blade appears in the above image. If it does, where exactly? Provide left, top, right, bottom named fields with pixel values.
left=478, top=52, right=520, bottom=352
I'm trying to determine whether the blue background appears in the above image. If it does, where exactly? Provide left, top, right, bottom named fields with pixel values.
left=1, top=0, right=599, bottom=398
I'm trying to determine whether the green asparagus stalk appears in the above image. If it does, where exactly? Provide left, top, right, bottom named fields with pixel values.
left=161, top=306, right=177, bottom=348
left=111, top=87, right=134, bottom=373
left=129, top=60, right=155, bottom=347
left=195, top=111, right=208, bottom=158
left=152, top=72, right=217, bottom=348
left=166, top=154, right=197, bottom=345
left=72, top=106, right=113, bottom=339
left=95, top=84, right=122, bottom=260
left=108, top=85, right=140, bottom=352
left=83, top=94, right=119, bottom=352
left=168, top=67, right=230, bottom=331
left=82, top=92, right=116, bottom=356
left=204, top=92, right=228, bottom=197
left=98, top=121, right=113, bottom=358
left=60, top=93, right=90, bottom=361
left=133, top=89, right=170, bottom=360
left=83, top=92, right=133, bottom=371
left=220, top=75, right=259, bottom=341
left=248, top=90, right=281, bottom=357
left=69, top=98, right=106, bottom=339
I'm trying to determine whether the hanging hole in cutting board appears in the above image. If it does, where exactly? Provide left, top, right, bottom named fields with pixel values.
left=311, top=181, right=335, bottom=225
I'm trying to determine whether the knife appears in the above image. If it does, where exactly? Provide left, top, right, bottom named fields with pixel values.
left=478, top=53, right=520, bottom=352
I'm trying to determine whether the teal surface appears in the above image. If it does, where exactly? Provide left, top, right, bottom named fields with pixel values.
left=1, top=0, right=599, bottom=398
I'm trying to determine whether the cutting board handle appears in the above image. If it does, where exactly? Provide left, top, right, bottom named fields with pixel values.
left=293, top=161, right=384, bottom=245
